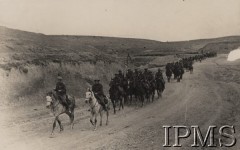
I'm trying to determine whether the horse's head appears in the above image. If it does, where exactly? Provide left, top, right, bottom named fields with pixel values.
left=46, top=91, right=53, bottom=108
left=85, top=88, right=94, bottom=104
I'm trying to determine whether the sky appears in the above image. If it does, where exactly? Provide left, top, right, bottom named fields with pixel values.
left=0, top=0, right=239, bottom=41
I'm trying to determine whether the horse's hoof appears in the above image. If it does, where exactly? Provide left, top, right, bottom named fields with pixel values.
left=49, top=133, right=54, bottom=138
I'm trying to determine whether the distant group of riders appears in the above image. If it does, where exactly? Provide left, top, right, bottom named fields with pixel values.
left=46, top=52, right=217, bottom=133
left=108, top=67, right=166, bottom=112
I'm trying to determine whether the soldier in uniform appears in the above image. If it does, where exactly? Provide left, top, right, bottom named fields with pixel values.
left=55, top=76, right=68, bottom=109
left=92, top=79, right=107, bottom=110
left=118, top=70, right=124, bottom=87
left=138, top=70, right=144, bottom=82
left=143, top=68, right=149, bottom=81
left=156, top=68, right=164, bottom=79
left=148, top=71, right=154, bottom=82
left=126, top=69, right=133, bottom=80
left=118, top=70, right=124, bottom=80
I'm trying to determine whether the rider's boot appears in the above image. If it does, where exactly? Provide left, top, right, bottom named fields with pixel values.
left=62, top=96, right=69, bottom=111
left=101, top=103, right=107, bottom=111
left=63, top=102, right=69, bottom=111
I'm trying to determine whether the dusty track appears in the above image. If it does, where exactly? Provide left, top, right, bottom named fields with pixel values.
left=1, top=55, right=240, bottom=150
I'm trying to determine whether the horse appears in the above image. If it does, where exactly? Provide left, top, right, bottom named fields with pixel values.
left=165, top=68, right=172, bottom=82
left=149, top=81, right=156, bottom=102
left=109, top=84, right=124, bottom=114
left=123, top=79, right=134, bottom=105
left=173, top=66, right=181, bottom=82
left=142, top=81, right=151, bottom=103
left=189, top=64, right=193, bottom=74
left=85, top=89, right=109, bottom=130
left=155, top=78, right=165, bottom=98
left=134, top=80, right=145, bottom=107
left=179, top=67, right=184, bottom=80
left=46, top=91, right=75, bottom=136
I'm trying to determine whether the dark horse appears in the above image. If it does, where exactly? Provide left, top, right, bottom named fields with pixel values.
left=134, top=80, right=145, bottom=107
left=143, top=80, right=155, bottom=103
left=46, top=91, right=75, bottom=136
left=189, top=64, right=193, bottom=74
left=155, top=78, right=165, bottom=98
left=173, top=66, right=181, bottom=82
left=165, top=68, right=172, bottom=82
left=123, top=79, right=134, bottom=105
left=109, top=84, right=124, bottom=114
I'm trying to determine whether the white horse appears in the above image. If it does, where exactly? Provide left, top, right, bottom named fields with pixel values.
left=85, top=89, right=109, bottom=130
left=46, top=91, right=75, bottom=135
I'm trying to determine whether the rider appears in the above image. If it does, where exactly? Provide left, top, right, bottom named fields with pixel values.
left=118, top=70, right=124, bottom=79
left=55, top=76, right=69, bottom=110
left=148, top=71, right=154, bottom=82
left=113, top=74, right=121, bottom=86
left=138, top=70, right=144, bottom=82
left=155, top=68, right=163, bottom=79
left=143, top=68, right=149, bottom=81
left=118, top=70, right=124, bottom=87
left=92, top=79, right=107, bottom=111
left=126, top=69, right=133, bottom=80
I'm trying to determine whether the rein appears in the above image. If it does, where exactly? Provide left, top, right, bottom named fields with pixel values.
left=90, top=99, right=98, bottom=110
left=51, top=101, right=60, bottom=109
left=47, top=95, right=60, bottom=110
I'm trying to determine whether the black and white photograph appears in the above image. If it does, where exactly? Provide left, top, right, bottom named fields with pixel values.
left=0, top=0, right=240, bottom=149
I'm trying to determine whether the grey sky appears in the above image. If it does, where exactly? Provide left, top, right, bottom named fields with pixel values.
left=0, top=0, right=239, bottom=41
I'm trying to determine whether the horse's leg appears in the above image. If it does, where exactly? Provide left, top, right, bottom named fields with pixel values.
left=124, top=95, right=128, bottom=105
left=114, top=101, right=116, bottom=114
left=112, top=100, right=116, bottom=114
left=122, top=97, right=124, bottom=110
left=90, top=112, right=95, bottom=126
left=146, top=92, right=148, bottom=103
left=151, top=91, right=154, bottom=102
left=94, top=113, right=98, bottom=131
left=56, top=117, right=63, bottom=132
left=148, top=93, right=150, bottom=103
left=130, top=94, right=132, bottom=105
left=145, top=93, right=148, bottom=103
left=119, top=98, right=121, bottom=110
left=99, top=110, right=103, bottom=126
left=66, top=111, right=74, bottom=129
left=106, top=109, right=109, bottom=125
left=71, top=109, right=75, bottom=129
left=51, top=117, right=57, bottom=136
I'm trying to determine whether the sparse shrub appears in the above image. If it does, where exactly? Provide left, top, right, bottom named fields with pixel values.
left=19, top=66, right=28, bottom=74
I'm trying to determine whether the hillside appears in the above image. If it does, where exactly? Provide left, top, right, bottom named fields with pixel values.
left=0, top=26, right=240, bottom=106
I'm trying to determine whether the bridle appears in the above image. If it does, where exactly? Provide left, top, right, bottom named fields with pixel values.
left=86, top=92, right=98, bottom=110
left=46, top=95, right=60, bottom=109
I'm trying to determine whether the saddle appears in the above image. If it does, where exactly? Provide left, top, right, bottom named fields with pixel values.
left=57, top=94, right=71, bottom=106
left=65, top=95, right=71, bottom=104
left=94, top=93, right=108, bottom=104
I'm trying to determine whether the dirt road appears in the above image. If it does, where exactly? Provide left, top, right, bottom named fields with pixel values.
left=1, top=55, right=240, bottom=150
